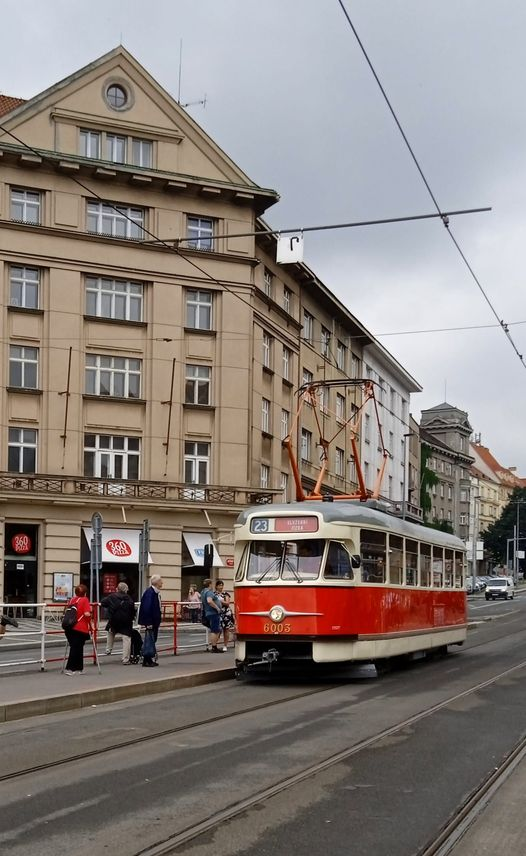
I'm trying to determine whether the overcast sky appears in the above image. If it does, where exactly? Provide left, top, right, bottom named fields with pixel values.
left=3, top=1, right=526, bottom=471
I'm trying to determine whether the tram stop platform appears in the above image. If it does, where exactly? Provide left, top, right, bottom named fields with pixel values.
left=0, top=648, right=235, bottom=723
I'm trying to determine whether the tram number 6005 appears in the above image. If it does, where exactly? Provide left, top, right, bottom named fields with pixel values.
left=263, top=622, right=291, bottom=634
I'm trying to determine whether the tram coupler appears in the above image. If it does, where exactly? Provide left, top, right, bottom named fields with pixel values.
left=246, top=648, right=280, bottom=672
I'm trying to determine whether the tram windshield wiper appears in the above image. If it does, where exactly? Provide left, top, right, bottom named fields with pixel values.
left=255, top=557, right=281, bottom=584
left=283, top=557, right=303, bottom=583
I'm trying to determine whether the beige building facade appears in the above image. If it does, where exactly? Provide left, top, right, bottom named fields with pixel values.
left=0, top=48, right=420, bottom=609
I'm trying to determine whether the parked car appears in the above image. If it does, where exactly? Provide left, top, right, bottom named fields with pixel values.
left=465, top=576, right=483, bottom=594
left=485, top=577, right=515, bottom=601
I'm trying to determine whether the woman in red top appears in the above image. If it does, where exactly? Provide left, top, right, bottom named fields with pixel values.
left=64, top=583, right=92, bottom=675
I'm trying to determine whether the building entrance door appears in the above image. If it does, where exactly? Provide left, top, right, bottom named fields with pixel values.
left=3, top=523, right=38, bottom=617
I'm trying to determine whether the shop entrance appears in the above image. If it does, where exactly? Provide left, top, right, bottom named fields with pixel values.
left=3, top=523, right=39, bottom=617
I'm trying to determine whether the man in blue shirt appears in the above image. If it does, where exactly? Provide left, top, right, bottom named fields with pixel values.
left=200, top=578, right=223, bottom=653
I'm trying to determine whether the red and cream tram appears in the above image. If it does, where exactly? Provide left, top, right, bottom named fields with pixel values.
left=233, top=499, right=467, bottom=674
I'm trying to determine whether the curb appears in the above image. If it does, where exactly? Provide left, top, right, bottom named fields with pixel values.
left=0, top=667, right=235, bottom=724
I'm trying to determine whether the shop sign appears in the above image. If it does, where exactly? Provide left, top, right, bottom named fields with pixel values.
left=226, top=557, right=234, bottom=567
left=11, top=532, right=32, bottom=554
left=106, top=538, right=132, bottom=558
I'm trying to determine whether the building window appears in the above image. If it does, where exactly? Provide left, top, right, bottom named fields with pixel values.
left=283, top=287, right=292, bottom=314
left=364, top=413, right=371, bottom=444
left=85, top=354, right=141, bottom=399
left=87, top=201, right=144, bottom=239
left=281, top=472, right=288, bottom=501
left=336, top=393, right=345, bottom=422
left=460, top=513, right=467, bottom=525
left=80, top=129, right=101, bottom=158
left=184, top=440, right=210, bottom=484
left=302, top=310, right=314, bottom=344
left=302, top=368, right=313, bottom=387
left=106, top=83, right=128, bottom=110
left=86, top=276, right=143, bottom=322
left=185, top=365, right=211, bottom=405
left=460, top=489, right=468, bottom=502
left=448, top=485, right=452, bottom=500
left=84, top=434, right=140, bottom=479
left=351, top=354, right=360, bottom=378
left=263, top=268, right=272, bottom=297
left=401, top=398, right=408, bottom=422
left=301, top=428, right=312, bottom=461
left=320, top=386, right=329, bottom=413
left=9, top=345, right=38, bottom=389
left=321, top=326, right=331, bottom=358
left=335, top=447, right=345, bottom=477
left=260, top=464, right=270, bottom=488
left=262, top=332, right=272, bottom=369
left=8, top=428, right=37, bottom=473
left=131, top=138, right=152, bottom=168
left=106, top=134, right=127, bottom=163
left=390, top=387, right=396, bottom=413
left=282, top=347, right=291, bottom=381
left=187, top=216, right=214, bottom=251
left=447, top=510, right=452, bottom=521
left=349, top=455, right=357, bottom=483
left=440, top=484, right=445, bottom=499
left=262, top=398, right=271, bottom=433
left=336, top=341, right=346, bottom=371
left=9, top=266, right=39, bottom=309
left=11, top=188, right=41, bottom=224
left=281, top=409, right=289, bottom=440
left=186, top=289, right=212, bottom=330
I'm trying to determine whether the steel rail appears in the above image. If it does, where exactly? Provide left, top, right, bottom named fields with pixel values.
left=133, top=658, right=526, bottom=856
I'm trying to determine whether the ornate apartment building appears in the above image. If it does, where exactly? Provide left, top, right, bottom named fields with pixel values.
left=0, top=47, right=421, bottom=608
left=419, top=403, right=474, bottom=541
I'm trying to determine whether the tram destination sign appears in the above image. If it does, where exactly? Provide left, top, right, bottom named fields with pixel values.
left=249, top=516, right=319, bottom=534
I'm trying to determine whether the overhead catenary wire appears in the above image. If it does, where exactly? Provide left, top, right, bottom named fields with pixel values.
left=336, top=0, right=526, bottom=370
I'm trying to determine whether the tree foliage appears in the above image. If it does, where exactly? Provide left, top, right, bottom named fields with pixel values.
left=483, top=486, right=526, bottom=564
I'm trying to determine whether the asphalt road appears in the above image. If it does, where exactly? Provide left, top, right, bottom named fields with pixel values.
left=1, top=595, right=525, bottom=856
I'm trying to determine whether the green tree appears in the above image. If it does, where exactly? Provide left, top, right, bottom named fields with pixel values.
left=420, top=443, right=439, bottom=523
left=483, top=486, right=526, bottom=564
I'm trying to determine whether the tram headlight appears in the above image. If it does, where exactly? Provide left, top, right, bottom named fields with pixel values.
left=269, top=606, right=285, bottom=622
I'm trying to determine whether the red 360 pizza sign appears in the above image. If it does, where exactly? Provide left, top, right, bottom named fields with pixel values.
left=106, top=539, right=132, bottom=557
left=11, top=533, right=32, bottom=554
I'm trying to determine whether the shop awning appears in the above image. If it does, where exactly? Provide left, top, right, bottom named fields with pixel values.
left=182, top=532, right=223, bottom=567
left=82, top=528, right=153, bottom=565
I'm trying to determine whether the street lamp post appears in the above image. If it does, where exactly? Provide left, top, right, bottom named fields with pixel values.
left=471, top=495, right=480, bottom=580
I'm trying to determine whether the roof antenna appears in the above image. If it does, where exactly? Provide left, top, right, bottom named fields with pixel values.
left=177, top=38, right=183, bottom=104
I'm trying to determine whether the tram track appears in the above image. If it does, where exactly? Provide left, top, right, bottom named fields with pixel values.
left=419, top=732, right=526, bottom=855
left=128, top=657, right=526, bottom=855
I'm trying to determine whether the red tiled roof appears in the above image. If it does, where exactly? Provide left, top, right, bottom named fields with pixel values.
left=0, top=95, right=26, bottom=117
left=472, top=443, right=523, bottom=485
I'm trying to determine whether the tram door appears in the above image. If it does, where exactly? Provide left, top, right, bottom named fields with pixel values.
left=3, top=524, right=38, bottom=617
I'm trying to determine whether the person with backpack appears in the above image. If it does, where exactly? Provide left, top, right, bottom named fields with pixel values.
left=63, top=583, right=92, bottom=675
left=101, top=582, right=136, bottom=664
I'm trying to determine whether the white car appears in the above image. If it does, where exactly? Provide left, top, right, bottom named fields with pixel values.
left=485, top=577, right=515, bottom=601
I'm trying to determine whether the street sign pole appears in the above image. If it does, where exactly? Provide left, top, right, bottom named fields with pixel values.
left=138, top=519, right=150, bottom=596
left=91, top=512, right=103, bottom=607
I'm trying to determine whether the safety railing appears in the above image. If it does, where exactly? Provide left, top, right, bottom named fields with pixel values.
left=0, top=600, right=233, bottom=671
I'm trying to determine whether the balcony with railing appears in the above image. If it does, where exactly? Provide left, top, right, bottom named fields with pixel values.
left=0, top=473, right=276, bottom=507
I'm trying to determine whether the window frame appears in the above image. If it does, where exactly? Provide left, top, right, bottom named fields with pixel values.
left=83, top=433, right=140, bottom=480
left=85, top=353, right=142, bottom=399
left=9, top=345, right=39, bottom=389
left=184, top=440, right=210, bottom=485
left=186, top=289, right=212, bottom=331
left=9, top=266, right=40, bottom=309
left=85, top=276, right=144, bottom=322
left=187, top=216, right=214, bottom=251
left=10, top=188, right=41, bottom=225
left=185, top=364, right=211, bottom=406
left=8, top=427, right=37, bottom=474
left=302, top=310, right=314, bottom=344
left=87, top=200, right=145, bottom=239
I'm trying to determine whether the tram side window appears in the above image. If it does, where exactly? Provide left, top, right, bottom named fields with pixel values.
left=389, top=534, right=403, bottom=585
left=420, top=543, right=431, bottom=587
left=444, top=549, right=454, bottom=587
left=433, top=546, right=444, bottom=587
left=324, top=541, right=353, bottom=580
left=361, top=529, right=386, bottom=583
left=406, top=539, right=418, bottom=586
left=454, top=551, right=464, bottom=588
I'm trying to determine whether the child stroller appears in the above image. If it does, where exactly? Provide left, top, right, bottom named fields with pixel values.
left=129, top=628, right=143, bottom=664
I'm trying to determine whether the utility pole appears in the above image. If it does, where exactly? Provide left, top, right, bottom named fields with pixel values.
left=471, top=496, right=479, bottom=580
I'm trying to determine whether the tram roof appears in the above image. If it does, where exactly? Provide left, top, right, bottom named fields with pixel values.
left=236, top=500, right=466, bottom=551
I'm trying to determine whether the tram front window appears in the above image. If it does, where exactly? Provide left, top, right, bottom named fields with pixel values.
left=246, top=540, right=323, bottom=582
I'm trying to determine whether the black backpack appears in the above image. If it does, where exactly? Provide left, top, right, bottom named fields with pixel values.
left=61, top=603, right=78, bottom=630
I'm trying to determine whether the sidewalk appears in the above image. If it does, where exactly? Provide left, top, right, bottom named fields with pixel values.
left=0, top=649, right=235, bottom=723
